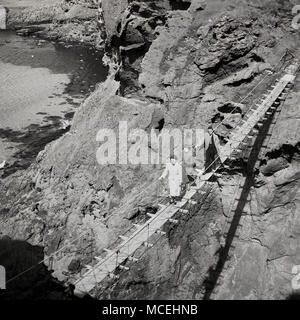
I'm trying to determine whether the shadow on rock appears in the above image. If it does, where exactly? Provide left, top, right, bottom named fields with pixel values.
left=0, top=237, right=77, bottom=300
left=286, top=292, right=300, bottom=300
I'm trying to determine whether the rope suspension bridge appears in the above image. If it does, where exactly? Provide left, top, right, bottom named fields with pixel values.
left=71, top=61, right=299, bottom=297
left=3, top=55, right=298, bottom=299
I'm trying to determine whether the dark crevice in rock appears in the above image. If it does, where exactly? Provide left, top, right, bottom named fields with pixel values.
left=259, top=143, right=300, bottom=176
left=249, top=52, right=265, bottom=63
left=203, top=60, right=251, bottom=85
left=211, top=113, right=225, bottom=124
left=169, top=0, right=191, bottom=11
left=145, top=108, right=165, bottom=133
left=127, top=205, right=159, bottom=223
left=225, top=74, right=255, bottom=87
left=218, top=103, right=242, bottom=114
left=265, top=143, right=300, bottom=163
left=155, top=118, right=165, bottom=131
left=124, top=279, right=151, bottom=290
left=145, top=96, right=165, bottom=104
left=118, top=43, right=151, bottom=95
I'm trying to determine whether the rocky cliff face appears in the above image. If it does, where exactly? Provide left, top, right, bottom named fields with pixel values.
left=1, top=0, right=299, bottom=299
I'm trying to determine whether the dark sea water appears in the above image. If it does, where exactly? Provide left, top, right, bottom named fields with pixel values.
left=0, top=31, right=108, bottom=177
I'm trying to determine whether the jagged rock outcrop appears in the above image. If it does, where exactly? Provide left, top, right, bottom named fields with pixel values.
left=102, top=0, right=129, bottom=40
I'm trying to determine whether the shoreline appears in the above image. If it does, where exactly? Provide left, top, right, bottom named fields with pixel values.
left=3, top=0, right=103, bottom=49
left=0, top=29, right=108, bottom=178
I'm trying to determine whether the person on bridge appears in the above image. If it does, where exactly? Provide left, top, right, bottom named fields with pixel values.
left=159, top=155, right=183, bottom=204
left=204, top=126, right=221, bottom=172
left=186, top=126, right=222, bottom=187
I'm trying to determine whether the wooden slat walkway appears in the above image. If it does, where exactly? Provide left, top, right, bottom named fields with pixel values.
left=220, top=70, right=297, bottom=160
left=73, top=62, right=298, bottom=297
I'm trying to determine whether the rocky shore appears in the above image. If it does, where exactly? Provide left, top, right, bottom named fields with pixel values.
left=3, top=0, right=103, bottom=47
left=0, top=0, right=299, bottom=300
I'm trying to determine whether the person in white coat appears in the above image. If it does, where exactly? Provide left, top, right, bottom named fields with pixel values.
left=159, top=155, right=183, bottom=204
